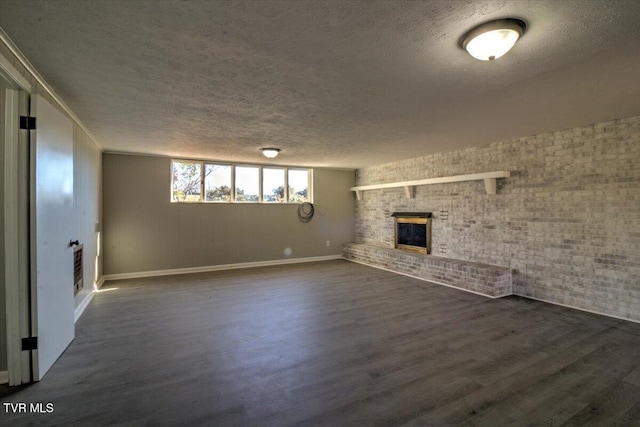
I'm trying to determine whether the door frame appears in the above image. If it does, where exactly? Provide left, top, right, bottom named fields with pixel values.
left=1, top=53, right=32, bottom=386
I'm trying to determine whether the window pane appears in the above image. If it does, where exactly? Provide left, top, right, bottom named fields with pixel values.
left=205, top=164, right=232, bottom=202
left=288, top=169, right=309, bottom=203
left=235, top=166, right=259, bottom=202
left=172, top=161, right=201, bottom=202
left=262, top=168, right=285, bottom=203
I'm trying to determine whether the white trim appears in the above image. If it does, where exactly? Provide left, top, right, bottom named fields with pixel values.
left=74, top=292, right=94, bottom=323
left=0, top=370, right=8, bottom=385
left=3, top=87, right=20, bottom=370
left=0, top=54, right=31, bottom=92
left=103, top=255, right=342, bottom=281
left=0, top=28, right=102, bottom=151
left=3, top=87, right=26, bottom=386
left=73, top=277, right=105, bottom=323
left=514, top=293, right=640, bottom=324
left=343, top=257, right=506, bottom=299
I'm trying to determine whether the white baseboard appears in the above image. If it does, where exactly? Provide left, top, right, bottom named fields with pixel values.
left=103, top=255, right=342, bottom=282
left=343, top=257, right=503, bottom=299
left=73, top=276, right=105, bottom=323
left=0, top=370, right=8, bottom=385
left=74, top=291, right=95, bottom=323
left=513, top=293, right=640, bottom=324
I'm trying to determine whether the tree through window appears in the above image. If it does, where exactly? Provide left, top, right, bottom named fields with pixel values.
left=263, top=168, right=285, bottom=203
left=205, top=164, right=232, bottom=202
left=172, top=161, right=202, bottom=202
left=288, top=169, right=310, bottom=203
left=171, top=160, right=311, bottom=204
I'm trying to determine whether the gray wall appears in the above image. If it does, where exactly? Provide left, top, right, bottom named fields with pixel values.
left=103, top=154, right=355, bottom=275
left=355, top=115, right=640, bottom=322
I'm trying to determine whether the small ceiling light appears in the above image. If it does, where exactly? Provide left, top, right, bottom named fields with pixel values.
left=261, top=148, right=280, bottom=158
left=461, top=18, right=526, bottom=61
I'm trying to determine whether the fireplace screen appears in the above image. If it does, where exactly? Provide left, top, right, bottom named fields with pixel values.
left=392, top=213, right=432, bottom=254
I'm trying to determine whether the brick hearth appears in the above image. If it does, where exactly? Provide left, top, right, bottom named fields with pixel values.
left=342, top=243, right=512, bottom=298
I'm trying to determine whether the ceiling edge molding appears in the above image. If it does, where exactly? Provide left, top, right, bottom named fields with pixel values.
left=0, top=26, right=103, bottom=151
left=0, top=53, right=31, bottom=91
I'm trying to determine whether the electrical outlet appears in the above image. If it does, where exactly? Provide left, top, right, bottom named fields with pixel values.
left=326, top=240, right=330, bottom=247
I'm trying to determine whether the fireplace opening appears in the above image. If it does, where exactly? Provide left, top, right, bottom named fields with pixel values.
left=392, top=212, right=432, bottom=254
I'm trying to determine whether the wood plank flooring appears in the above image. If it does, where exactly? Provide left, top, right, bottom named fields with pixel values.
left=1, top=259, right=639, bottom=426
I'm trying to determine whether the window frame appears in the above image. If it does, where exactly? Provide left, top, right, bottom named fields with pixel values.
left=234, top=164, right=261, bottom=203
left=204, top=163, right=234, bottom=203
left=170, top=159, right=204, bottom=203
left=170, top=159, right=313, bottom=204
left=287, top=168, right=312, bottom=204
left=262, top=166, right=287, bottom=204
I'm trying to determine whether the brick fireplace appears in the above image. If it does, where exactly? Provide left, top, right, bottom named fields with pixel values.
left=343, top=213, right=512, bottom=298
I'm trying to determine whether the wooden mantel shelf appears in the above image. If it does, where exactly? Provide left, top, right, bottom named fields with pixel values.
left=350, top=171, right=511, bottom=200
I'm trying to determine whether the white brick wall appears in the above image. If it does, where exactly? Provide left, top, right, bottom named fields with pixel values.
left=355, top=116, right=640, bottom=321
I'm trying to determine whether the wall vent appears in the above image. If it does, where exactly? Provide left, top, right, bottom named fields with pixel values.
left=73, top=245, right=83, bottom=295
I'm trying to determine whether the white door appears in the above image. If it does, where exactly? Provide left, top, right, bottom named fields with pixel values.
left=30, top=94, right=75, bottom=381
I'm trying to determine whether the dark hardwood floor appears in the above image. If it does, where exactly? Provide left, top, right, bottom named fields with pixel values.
left=1, top=260, right=639, bottom=426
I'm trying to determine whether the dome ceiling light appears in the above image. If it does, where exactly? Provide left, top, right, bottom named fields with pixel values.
left=261, top=148, right=281, bottom=158
left=461, top=18, right=526, bottom=61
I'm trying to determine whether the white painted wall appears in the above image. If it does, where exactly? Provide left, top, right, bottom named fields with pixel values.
left=73, top=125, right=102, bottom=312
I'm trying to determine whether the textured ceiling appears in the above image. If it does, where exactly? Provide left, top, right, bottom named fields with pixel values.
left=1, top=0, right=640, bottom=169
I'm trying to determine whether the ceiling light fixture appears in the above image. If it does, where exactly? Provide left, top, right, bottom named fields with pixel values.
left=261, top=148, right=280, bottom=158
left=461, top=18, right=526, bottom=61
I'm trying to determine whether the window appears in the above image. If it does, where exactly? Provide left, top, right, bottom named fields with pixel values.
left=172, top=161, right=202, bottom=202
left=171, top=159, right=311, bottom=204
left=288, top=169, right=310, bottom=203
left=235, top=166, right=259, bottom=202
left=205, top=164, right=232, bottom=202
left=263, top=168, right=285, bottom=203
